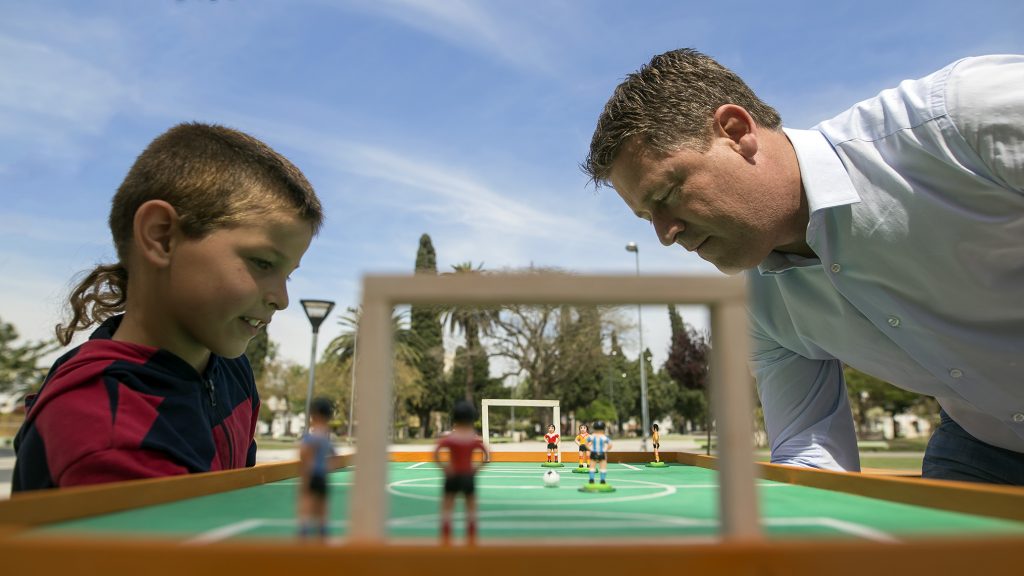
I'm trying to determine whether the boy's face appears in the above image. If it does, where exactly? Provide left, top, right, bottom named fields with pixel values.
left=160, top=211, right=313, bottom=368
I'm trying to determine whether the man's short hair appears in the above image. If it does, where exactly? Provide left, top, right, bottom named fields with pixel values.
left=583, top=48, right=781, bottom=187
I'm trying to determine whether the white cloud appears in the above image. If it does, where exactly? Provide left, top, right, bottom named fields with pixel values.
left=0, top=212, right=107, bottom=246
left=333, top=0, right=562, bottom=74
left=333, top=142, right=595, bottom=240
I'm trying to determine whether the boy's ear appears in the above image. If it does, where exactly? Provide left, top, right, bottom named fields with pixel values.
left=133, top=200, right=180, bottom=268
left=712, top=104, right=758, bottom=161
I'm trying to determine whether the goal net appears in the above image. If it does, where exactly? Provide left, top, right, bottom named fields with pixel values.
left=481, top=399, right=560, bottom=450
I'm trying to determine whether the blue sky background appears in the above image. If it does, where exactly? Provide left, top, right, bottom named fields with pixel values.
left=2, top=0, right=1023, bottom=372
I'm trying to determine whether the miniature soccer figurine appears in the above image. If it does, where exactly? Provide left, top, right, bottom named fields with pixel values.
left=586, top=420, right=613, bottom=486
left=544, top=424, right=560, bottom=463
left=574, top=424, right=590, bottom=470
left=435, top=400, right=490, bottom=546
left=647, top=423, right=668, bottom=467
left=298, top=397, right=335, bottom=540
left=652, top=423, right=661, bottom=462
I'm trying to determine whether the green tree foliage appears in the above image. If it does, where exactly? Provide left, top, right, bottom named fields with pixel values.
left=603, top=332, right=638, bottom=434
left=410, top=233, right=446, bottom=437
left=844, top=364, right=932, bottom=437
left=662, top=305, right=711, bottom=429
left=448, top=344, right=505, bottom=411
left=442, top=262, right=498, bottom=403
left=645, top=350, right=678, bottom=422
left=576, top=398, right=617, bottom=425
left=322, top=307, right=424, bottom=436
left=550, top=305, right=605, bottom=415
left=0, top=317, right=57, bottom=399
left=244, top=329, right=273, bottom=383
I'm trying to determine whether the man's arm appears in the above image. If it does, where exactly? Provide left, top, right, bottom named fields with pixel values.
left=751, top=320, right=860, bottom=472
left=946, top=55, right=1024, bottom=193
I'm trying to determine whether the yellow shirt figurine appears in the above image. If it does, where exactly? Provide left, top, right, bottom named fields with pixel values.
left=574, top=424, right=590, bottom=470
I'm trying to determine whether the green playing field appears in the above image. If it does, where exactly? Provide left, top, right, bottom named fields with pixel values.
left=25, top=462, right=1024, bottom=543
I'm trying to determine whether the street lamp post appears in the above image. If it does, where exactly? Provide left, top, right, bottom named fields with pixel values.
left=301, top=299, right=336, bottom=432
left=347, top=326, right=357, bottom=444
left=625, top=242, right=650, bottom=451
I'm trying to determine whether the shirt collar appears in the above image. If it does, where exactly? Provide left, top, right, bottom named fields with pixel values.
left=757, top=128, right=861, bottom=275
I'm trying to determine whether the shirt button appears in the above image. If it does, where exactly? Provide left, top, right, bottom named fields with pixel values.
left=1013, top=413, right=1024, bottom=423
left=830, top=263, right=841, bottom=273
left=949, top=369, right=963, bottom=379
left=887, top=316, right=901, bottom=328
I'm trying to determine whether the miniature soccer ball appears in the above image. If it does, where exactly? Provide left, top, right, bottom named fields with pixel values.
left=543, top=470, right=560, bottom=487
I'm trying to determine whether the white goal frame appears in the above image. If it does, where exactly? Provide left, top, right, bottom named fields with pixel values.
left=481, top=398, right=560, bottom=450
left=349, top=273, right=757, bottom=542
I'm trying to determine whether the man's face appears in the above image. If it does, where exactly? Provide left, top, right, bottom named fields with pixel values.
left=608, top=136, right=788, bottom=274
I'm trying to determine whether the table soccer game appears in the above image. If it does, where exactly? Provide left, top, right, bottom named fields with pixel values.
left=3, top=274, right=1024, bottom=576
left=4, top=3, right=1024, bottom=576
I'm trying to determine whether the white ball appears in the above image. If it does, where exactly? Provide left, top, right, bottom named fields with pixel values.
left=543, top=470, right=560, bottom=487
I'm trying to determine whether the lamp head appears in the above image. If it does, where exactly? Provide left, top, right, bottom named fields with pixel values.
left=625, top=242, right=638, bottom=253
left=301, top=299, right=336, bottom=333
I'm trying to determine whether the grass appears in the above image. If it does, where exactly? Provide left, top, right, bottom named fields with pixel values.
left=256, top=439, right=299, bottom=450
left=859, top=455, right=923, bottom=470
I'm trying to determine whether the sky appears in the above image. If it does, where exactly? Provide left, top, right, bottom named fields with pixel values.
left=2, top=0, right=1023, bottom=378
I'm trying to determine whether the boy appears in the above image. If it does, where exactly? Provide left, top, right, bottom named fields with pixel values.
left=13, top=122, right=323, bottom=491
left=434, top=400, right=490, bottom=545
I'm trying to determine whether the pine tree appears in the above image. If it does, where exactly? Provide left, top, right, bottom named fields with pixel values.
left=0, top=317, right=56, bottom=400
left=410, top=234, right=446, bottom=437
left=663, top=307, right=710, bottom=432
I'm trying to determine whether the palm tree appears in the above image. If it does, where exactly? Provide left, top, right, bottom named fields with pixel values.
left=323, top=307, right=424, bottom=437
left=324, top=307, right=422, bottom=368
left=442, top=262, right=498, bottom=403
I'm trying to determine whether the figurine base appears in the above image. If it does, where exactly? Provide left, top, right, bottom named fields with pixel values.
left=541, top=462, right=565, bottom=468
left=578, top=482, right=615, bottom=493
left=646, top=461, right=669, bottom=468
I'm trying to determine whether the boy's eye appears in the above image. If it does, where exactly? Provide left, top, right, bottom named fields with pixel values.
left=251, top=258, right=273, bottom=270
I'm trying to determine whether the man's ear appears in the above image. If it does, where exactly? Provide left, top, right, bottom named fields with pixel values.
left=713, top=104, right=758, bottom=161
left=132, top=200, right=179, bottom=268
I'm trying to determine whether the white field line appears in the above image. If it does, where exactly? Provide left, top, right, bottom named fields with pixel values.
left=406, top=461, right=429, bottom=469
left=387, top=475, right=677, bottom=506
left=619, top=463, right=641, bottom=470
left=186, top=512, right=890, bottom=545
left=813, top=518, right=898, bottom=543
left=264, top=477, right=352, bottom=481
left=187, top=519, right=349, bottom=544
left=388, top=481, right=794, bottom=490
left=410, top=466, right=652, bottom=472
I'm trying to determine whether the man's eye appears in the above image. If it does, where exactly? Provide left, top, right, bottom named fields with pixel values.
left=251, top=258, right=273, bottom=270
left=656, top=186, right=677, bottom=205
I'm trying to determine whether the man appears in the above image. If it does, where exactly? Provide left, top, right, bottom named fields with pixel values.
left=584, top=49, right=1024, bottom=484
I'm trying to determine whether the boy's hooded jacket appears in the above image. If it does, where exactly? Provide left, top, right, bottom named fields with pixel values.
left=13, top=315, right=259, bottom=492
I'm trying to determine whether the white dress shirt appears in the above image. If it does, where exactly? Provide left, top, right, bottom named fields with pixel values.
left=749, top=55, right=1024, bottom=471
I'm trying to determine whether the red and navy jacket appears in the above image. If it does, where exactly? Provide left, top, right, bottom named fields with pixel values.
left=12, top=315, right=260, bottom=492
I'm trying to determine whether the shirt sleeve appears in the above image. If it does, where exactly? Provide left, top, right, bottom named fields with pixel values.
left=945, top=55, right=1024, bottom=193
left=60, top=447, right=190, bottom=487
left=750, top=318, right=860, bottom=472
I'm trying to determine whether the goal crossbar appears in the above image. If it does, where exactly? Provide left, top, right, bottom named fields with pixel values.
left=350, top=273, right=757, bottom=542
left=480, top=399, right=560, bottom=449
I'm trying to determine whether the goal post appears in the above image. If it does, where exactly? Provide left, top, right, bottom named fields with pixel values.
left=481, top=399, right=560, bottom=449
left=349, top=273, right=757, bottom=543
